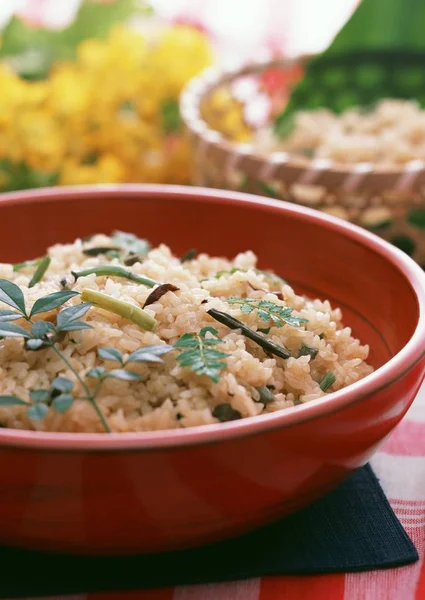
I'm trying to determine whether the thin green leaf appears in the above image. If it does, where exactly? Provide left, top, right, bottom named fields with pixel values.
left=98, top=347, right=123, bottom=363
left=27, top=403, right=48, bottom=420
left=107, top=369, right=143, bottom=381
left=52, top=393, right=74, bottom=413
left=30, top=389, right=51, bottom=403
left=180, top=249, right=197, bottom=262
left=52, top=377, right=74, bottom=393
left=0, top=278, right=27, bottom=315
left=28, top=255, right=51, bottom=288
left=86, top=366, right=106, bottom=379
left=226, top=298, right=308, bottom=328
left=30, top=290, right=79, bottom=317
left=57, top=302, right=92, bottom=329
left=0, top=309, right=22, bottom=322
left=0, top=395, right=27, bottom=406
left=82, top=246, right=120, bottom=257
left=320, top=372, right=336, bottom=392
left=126, top=344, right=174, bottom=364
left=0, top=322, right=31, bottom=338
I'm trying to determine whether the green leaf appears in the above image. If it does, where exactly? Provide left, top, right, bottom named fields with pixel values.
left=83, top=246, right=121, bottom=257
left=226, top=298, right=308, bottom=328
left=27, top=403, right=49, bottom=420
left=57, top=302, right=92, bottom=330
left=52, top=393, right=74, bottom=413
left=52, top=377, right=74, bottom=394
left=28, top=255, right=51, bottom=288
left=256, top=386, right=275, bottom=405
left=30, top=291, right=79, bottom=317
left=0, top=279, right=27, bottom=315
left=0, top=309, right=22, bottom=322
left=174, top=330, right=229, bottom=382
left=107, top=369, right=143, bottom=381
left=0, top=395, right=27, bottom=406
left=30, top=389, right=51, bottom=403
left=180, top=249, right=197, bottom=262
left=98, top=348, right=124, bottom=364
left=0, top=322, right=31, bottom=338
left=126, top=344, right=174, bottom=364
left=86, top=367, right=106, bottom=379
left=30, top=321, right=54, bottom=339
left=320, top=372, right=336, bottom=392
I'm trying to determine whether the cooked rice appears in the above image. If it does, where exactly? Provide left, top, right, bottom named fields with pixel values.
left=256, top=99, right=425, bottom=165
left=0, top=235, right=373, bottom=433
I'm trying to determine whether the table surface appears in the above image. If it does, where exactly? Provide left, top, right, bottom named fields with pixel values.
left=8, top=381, right=425, bottom=600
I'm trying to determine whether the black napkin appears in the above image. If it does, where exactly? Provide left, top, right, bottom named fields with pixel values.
left=0, top=465, right=418, bottom=599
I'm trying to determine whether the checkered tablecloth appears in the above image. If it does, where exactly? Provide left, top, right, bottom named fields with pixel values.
left=10, top=381, right=425, bottom=600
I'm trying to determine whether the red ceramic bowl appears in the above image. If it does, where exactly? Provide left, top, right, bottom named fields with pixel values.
left=0, top=184, right=424, bottom=556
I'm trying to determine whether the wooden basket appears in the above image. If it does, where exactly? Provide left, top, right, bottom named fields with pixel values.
left=180, top=58, right=425, bottom=266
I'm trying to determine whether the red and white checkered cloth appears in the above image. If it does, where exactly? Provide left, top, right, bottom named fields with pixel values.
left=10, top=382, right=425, bottom=600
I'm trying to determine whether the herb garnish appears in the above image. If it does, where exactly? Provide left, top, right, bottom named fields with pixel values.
left=212, top=403, right=241, bottom=422
left=256, top=385, right=275, bottom=404
left=207, top=308, right=291, bottom=359
left=0, top=279, right=173, bottom=431
left=174, top=327, right=229, bottom=382
left=111, top=231, right=151, bottom=257
left=81, top=289, right=156, bottom=331
left=28, top=255, right=51, bottom=288
left=13, top=258, right=40, bottom=272
left=82, top=246, right=121, bottom=257
left=227, top=297, right=308, bottom=328
left=297, top=344, right=318, bottom=360
left=181, top=249, right=197, bottom=263
left=72, top=265, right=159, bottom=288
left=143, top=283, right=179, bottom=308
left=319, top=372, right=336, bottom=392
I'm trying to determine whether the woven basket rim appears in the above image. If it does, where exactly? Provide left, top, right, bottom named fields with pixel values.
left=180, top=57, right=425, bottom=193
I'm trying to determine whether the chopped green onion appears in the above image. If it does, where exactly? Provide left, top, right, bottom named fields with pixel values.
left=72, top=266, right=160, bottom=288
left=81, top=289, right=156, bottom=331
left=28, top=256, right=51, bottom=288
left=319, top=372, right=336, bottom=392
left=297, top=344, right=318, bottom=360
left=256, top=386, right=275, bottom=404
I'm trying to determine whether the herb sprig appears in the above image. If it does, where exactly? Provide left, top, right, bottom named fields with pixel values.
left=227, top=297, right=308, bottom=328
left=174, top=327, right=229, bottom=383
left=0, top=279, right=172, bottom=431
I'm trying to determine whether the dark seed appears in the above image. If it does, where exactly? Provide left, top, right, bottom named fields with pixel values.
left=143, top=283, right=180, bottom=308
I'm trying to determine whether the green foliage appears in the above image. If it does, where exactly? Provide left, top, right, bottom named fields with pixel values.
left=226, top=297, right=308, bottom=328
left=174, top=327, right=229, bottom=383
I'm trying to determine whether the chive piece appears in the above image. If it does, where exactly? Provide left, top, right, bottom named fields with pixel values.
left=212, top=403, right=242, bottom=422
left=81, top=289, right=156, bottom=331
left=28, top=256, right=51, bottom=288
left=297, top=344, right=319, bottom=360
left=256, top=386, right=275, bottom=404
left=207, top=308, right=291, bottom=359
left=82, top=246, right=121, bottom=257
left=319, top=333, right=325, bottom=340
left=319, top=372, right=336, bottom=392
left=181, top=249, right=197, bottom=263
left=258, top=327, right=270, bottom=334
left=72, top=266, right=160, bottom=288
left=13, top=258, right=40, bottom=272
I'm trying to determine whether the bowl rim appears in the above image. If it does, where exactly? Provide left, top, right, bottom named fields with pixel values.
left=180, top=57, right=425, bottom=193
left=0, top=183, right=424, bottom=452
